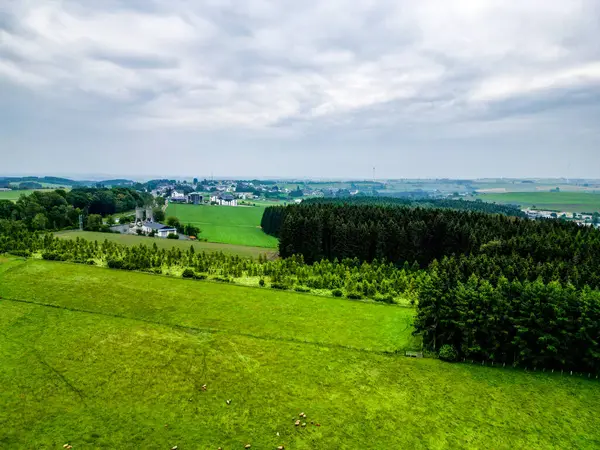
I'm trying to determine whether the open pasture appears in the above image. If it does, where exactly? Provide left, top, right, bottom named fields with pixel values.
left=0, top=259, right=599, bottom=449
left=474, top=191, right=600, bottom=213
left=166, top=203, right=278, bottom=248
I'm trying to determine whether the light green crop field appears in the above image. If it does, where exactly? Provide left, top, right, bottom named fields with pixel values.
left=1, top=259, right=600, bottom=449
left=0, top=189, right=38, bottom=201
left=0, top=188, right=71, bottom=202
left=166, top=203, right=278, bottom=248
left=475, top=192, right=600, bottom=213
left=55, top=230, right=276, bottom=259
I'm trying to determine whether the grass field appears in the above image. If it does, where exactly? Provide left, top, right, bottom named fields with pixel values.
left=55, top=230, right=276, bottom=259
left=0, top=189, right=39, bottom=201
left=1, top=259, right=600, bottom=449
left=166, top=203, right=278, bottom=248
left=475, top=192, right=600, bottom=213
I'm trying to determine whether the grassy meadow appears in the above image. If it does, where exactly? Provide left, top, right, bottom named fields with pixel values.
left=475, top=191, right=600, bottom=213
left=0, top=189, right=40, bottom=201
left=166, top=203, right=278, bottom=248
left=55, top=230, right=276, bottom=259
left=1, top=258, right=600, bottom=449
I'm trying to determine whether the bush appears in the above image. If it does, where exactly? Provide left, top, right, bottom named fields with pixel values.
left=86, top=259, right=96, bottom=265
left=294, top=285, right=311, bottom=293
left=439, top=345, right=459, bottom=362
left=331, top=289, right=343, bottom=297
left=194, top=273, right=207, bottom=280
left=271, top=282, right=288, bottom=290
left=106, top=258, right=125, bottom=269
left=259, top=278, right=265, bottom=287
left=213, top=276, right=231, bottom=283
left=346, top=292, right=363, bottom=300
left=182, top=268, right=195, bottom=278
left=41, top=251, right=67, bottom=261
left=374, top=294, right=395, bottom=304
left=167, top=233, right=179, bottom=239
left=152, top=268, right=162, bottom=274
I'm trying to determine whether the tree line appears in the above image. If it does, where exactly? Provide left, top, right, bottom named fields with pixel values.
left=0, top=187, right=153, bottom=231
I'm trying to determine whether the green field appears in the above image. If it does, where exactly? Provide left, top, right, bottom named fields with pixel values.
left=475, top=192, right=600, bottom=213
left=166, top=203, right=278, bottom=248
left=0, top=189, right=39, bottom=201
left=1, top=258, right=600, bottom=448
left=55, top=230, right=276, bottom=259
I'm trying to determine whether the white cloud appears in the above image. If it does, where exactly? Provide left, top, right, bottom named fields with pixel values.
left=0, top=0, right=599, bottom=132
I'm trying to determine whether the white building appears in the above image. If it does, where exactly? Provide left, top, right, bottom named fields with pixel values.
left=170, top=191, right=187, bottom=203
left=141, top=222, right=178, bottom=238
left=210, top=193, right=238, bottom=206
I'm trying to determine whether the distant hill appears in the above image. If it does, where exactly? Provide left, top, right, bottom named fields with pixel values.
left=0, top=176, right=135, bottom=187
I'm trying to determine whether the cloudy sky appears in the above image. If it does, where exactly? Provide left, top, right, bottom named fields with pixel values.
left=1, top=0, right=599, bottom=179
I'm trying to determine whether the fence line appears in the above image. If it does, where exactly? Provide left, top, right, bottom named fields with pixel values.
left=461, top=358, right=599, bottom=380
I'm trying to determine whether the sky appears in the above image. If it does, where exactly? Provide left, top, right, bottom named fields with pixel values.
left=1, top=0, right=600, bottom=180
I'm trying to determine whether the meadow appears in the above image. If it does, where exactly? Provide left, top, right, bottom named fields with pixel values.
left=0, top=189, right=40, bottom=201
left=55, top=230, right=275, bottom=259
left=1, top=258, right=600, bottom=449
left=166, top=203, right=278, bottom=248
left=474, top=191, right=600, bottom=213
left=0, top=187, right=72, bottom=202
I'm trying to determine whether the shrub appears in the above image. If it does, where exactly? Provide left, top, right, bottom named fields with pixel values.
left=9, top=250, right=31, bottom=258
left=271, top=282, right=288, bottom=290
left=346, top=292, right=363, bottom=300
left=439, top=345, right=459, bottom=362
left=259, top=278, right=265, bottom=287
left=194, top=273, right=207, bottom=280
left=167, top=233, right=179, bottom=239
left=152, top=268, right=162, bottom=274
left=41, top=251, right=67, bottom=261
left=182, top=268, right=195, bottom=278
left=294, top=285, right=311, bottom=293
left=106, top=258, right=125, bottom=269
left=86, top=259, right=96, bottom=265
left=213, top=276, right=231, bottom=283
left=374, top=294, right=395, bottom=304
left=331, top=289, right=343, bottom=297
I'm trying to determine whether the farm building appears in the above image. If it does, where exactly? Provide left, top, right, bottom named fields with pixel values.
left=210, top=193, right=238, bottom=206
left=170, top=191, right=187, bottom=203
left=141, top=222, right=178, bottom=238
left=188, top=193, right=203, bottom=204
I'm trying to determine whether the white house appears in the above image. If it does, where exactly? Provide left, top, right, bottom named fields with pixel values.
left=141, top=222, right=178, bottom=238
left=170, top=191, right=187, bottom=203
left=210, top=193, right=238, bottom=206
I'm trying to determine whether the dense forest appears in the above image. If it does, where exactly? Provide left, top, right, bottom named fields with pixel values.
left=260, top=200, right=600, bottom=371
left=0, top=187, right=152, bottom=231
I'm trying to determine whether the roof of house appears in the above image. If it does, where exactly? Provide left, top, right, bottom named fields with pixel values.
left=143, top=222, right=176, bottom=231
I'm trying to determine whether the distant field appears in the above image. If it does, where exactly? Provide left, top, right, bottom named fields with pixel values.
left=166, top=204, right=278, bottom=248
left=475, top=192, right=600, bottom=213
left=55, top=230, right=275, bottom=259
left=1, top=258, right=599, bottom=448
left=0, top=188, right=70, bottom=202
left=0, top=189, right=38, bottom=201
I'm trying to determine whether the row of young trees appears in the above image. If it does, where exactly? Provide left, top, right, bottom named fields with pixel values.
left=0, top=222, right=423, bottom=303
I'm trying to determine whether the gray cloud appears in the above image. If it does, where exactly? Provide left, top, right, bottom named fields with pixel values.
left=0, top=0, right=599, bottom=178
